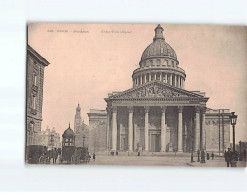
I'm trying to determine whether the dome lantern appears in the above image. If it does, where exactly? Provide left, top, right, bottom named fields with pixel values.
left=153, top=24, right=165, bottom=41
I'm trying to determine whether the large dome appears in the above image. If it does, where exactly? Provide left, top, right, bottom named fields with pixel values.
left=140, top=24, right=178, bottom=65
left=141, top=39, right=177, bottom=62
left=132, top=24, right=186, bottom=89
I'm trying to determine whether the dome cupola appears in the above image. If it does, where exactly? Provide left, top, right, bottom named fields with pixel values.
left=132, top=24, right=186, bottom=89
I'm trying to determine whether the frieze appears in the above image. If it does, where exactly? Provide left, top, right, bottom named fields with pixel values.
left=113, top=83, right=194, bottom=99
left=206, top=120, right=231, bottom=125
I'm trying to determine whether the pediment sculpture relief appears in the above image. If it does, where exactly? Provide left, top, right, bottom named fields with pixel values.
left=115, top=83, right=191, bottom=99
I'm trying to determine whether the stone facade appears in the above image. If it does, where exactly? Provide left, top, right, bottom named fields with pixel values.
left=87, top=109, right=107, bottom=152
left=38, top=127, right=61, bottom=149
left=74, top=104, right=89, bottom=147
left=205, top=108, right=231, bottom=153
left=87, top=25, right=231, bottom=154
left=26, top=45, right=50, bottom=146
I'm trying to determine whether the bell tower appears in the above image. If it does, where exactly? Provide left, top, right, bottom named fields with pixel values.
left=74, top=103, right=82, bottom=133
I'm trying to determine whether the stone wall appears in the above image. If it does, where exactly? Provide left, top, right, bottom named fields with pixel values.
left=88, top=110, right=107, bottom=152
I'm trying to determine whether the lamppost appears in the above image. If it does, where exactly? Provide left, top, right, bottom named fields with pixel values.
left=229, top=112, right=238, bottom=164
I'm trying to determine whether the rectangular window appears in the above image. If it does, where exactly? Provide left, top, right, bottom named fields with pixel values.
left=34, top=74, right=37, bottom=86
left=33, top=96, right=36, bottom=109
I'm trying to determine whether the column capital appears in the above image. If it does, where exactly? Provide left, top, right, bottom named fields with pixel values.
left=161, top=106, right=167, bottom=113
left=195, top=106, right=200, bottom=113
left=144, top=106, right=150, bottom=113
left=127, top=106, right=134, bottom=113
left=177, top=106, right=184, bottom=113
left=112, top=106, right=117, bottom=113
left=201, top=106, right=207, bottom=114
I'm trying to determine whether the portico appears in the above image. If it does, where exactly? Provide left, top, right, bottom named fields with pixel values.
left=105, top=81, right=208, bottom=153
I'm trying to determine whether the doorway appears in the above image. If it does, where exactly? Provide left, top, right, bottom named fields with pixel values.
left=150, top=134, right=160, bottom=152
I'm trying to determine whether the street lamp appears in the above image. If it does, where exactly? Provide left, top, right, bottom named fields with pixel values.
left=229, top=112, right=237, bottom=154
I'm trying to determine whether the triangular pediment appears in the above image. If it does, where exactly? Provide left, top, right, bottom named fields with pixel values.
left=108, top=81, right=205, bottom=100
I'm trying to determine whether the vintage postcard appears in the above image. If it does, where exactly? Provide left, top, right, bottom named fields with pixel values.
left=26, top=23, right=247, bottom=167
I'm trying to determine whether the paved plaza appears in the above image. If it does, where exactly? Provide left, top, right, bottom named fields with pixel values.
left=84, top=153, right=247, bottom=167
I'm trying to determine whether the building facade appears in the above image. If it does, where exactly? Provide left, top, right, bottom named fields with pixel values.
left=87, top=109, right=107, bottom=152
left=74, top=104, right=89, bottom=148
left=26, top=45, right=50, bottom=146
left=39, top=126, right=61, bottom=149
left=88, top=25, right=231, bottom=154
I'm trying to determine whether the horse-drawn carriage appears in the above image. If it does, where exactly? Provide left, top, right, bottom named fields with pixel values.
left=26, top=145, right=49, bottom=164
left=61, top=146, right=90, bottom=164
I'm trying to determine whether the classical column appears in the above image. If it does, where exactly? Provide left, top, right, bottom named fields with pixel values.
left=111, top=106, right=117, bottom=151
left=106, top=106, right=111, bottom=150
left=160, top=72, right=162, bottom=81
left=144, top=74, right=147, bottom=83
left=154, top=73, right=157, bottom=80
left=149, top=73, right=151, bottom=82
left=201, top=106, right=206, bottom=150
left=195, top=106, right=200, bottom=151
left=144, top=106, right=150, bottom=151
left=169, top=74, right=172, bottom=85
left=177, top=106, right=183, bottom=152
left=165, top=73, right=168, bottom=84
left=128, top=106, right=134, bottom=151
left=174, top=74, right=177, bottom=87
left=178, top=76, right=180, bottom=88
left=140, top=75, right=143, bottom=85
left=161, top=106, right=167, bottom=152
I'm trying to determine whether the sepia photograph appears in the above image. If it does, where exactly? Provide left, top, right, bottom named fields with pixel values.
left=26, top=23, right=247, bottom=167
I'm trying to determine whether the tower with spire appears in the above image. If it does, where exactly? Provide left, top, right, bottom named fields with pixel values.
left=74, top=103, right=83, bottom=134
left=74, top=103, right=89, bottom=147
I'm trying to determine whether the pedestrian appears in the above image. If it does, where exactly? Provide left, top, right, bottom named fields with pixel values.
left=93, top=153, right=96, bottom=161
left=47, top=150, right=52, bottom=163
left=190, top=153, right=194, bottom=163
left=225, top=148, right=232, bottom=167
left=224, top=150, right=227, bottom=162
left=53, top=148, right=58, bottom=164
left=243, top=149, right=246, bottom=161
left=211, top=152, right=214, bottom=160
left=207, top=153, right=210, bottom=160
left=138, top=151, right=140, bottom=156
left=197, top=150, right=200, bottom=162
left=116, top=151, right=118, bottom=156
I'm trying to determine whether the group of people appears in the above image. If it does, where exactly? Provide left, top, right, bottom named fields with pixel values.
left=46, top=148, right=59, bottom=164
left=110, top=151, right=118, bottom=156
left=224, top=148, right=246, bottom=167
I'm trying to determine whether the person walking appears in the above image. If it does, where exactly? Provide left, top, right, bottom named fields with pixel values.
left=225, top=148, right=232, bottom=167
left=211, top=152, right=214, bottom=160
left=197, top=150, right=200, bottom=162
left=53, top=148, right=58, bottom=164
left=93, top=153, right=96, bottom=161
left=207, top=153, right=210, bottom=160
left=243, top=149, right=246, bottom=161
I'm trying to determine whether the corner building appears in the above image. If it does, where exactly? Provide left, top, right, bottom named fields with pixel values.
left=89, top=25, right=231, bottom=154
left=26, top=45, right=50, bottom=146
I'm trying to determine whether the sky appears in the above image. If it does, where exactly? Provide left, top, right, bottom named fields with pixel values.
left=28, top=23, right=247, bottom=142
